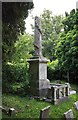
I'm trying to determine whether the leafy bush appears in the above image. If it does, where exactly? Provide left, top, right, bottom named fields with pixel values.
left=47, top=59, right=61, bottom=80
left=2, top=62, right=30, bottom=95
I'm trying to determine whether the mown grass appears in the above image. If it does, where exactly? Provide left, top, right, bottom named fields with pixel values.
left=2, top=92, right=78, bottom=119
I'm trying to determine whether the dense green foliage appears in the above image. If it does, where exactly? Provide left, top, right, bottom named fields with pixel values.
left=41, top=10, right=64, bottom=60
left=2, top=2, right=34, bottom=63
left=56, top=9, right=78, bottom=83
left=41, top=9, right=78, bottom=83
left=47, top=59, right=60, bottom=80
left=40, top=9, right=77, bottom=82
left=2, top=2, right=34, bottom=94
left=2, top=34, right=34, bottom=94
left=2, top=63, right=29, bottom=95
left=13, top=34, right=34, bottom=63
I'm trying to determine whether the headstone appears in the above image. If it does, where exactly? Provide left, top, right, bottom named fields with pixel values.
left=64, top=109, right=74, bottom=120
left=42, top=97, right=46, bottom=101
left=40, top=106, right=50, bottom=119
left=8, top=108, right=15, bottom=116
left=28, top=16, right=50, bottom=97
left=74, top=101, right=78, bottom=110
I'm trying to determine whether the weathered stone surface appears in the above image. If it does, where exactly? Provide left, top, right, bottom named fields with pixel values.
left=39, top=63, right=47, bottom=80
left=34, top=16, right=42, bottom=57
left=51, top=84, right=70, bottom=105
left=40, top=106, right=50, bottom=119
left=74, top=101, right=78, bottom=110
left=9, top=108, right=15, bottom=116
left=28, top=57, right=50, bottom=97
left=28, top=16, right=50, bottom=97
left=64, top=109, right=74, bottom=120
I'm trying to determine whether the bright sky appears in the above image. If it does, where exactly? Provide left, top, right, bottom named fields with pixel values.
left=26, top=0, right=78, bottom=34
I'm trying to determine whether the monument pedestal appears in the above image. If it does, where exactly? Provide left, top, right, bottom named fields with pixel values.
left=28, top=57, right=50, bottom=97
left=28, top=16, right=50, bottom=97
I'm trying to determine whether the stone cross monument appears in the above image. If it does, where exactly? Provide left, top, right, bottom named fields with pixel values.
left=34, top=16, right=42, bottom=57
left=28, top=16, right=50, bottom=97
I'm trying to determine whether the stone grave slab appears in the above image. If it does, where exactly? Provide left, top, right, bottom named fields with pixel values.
left=64, top=109, right=74, bottom=120
left=40, top=106, right=50, bottom=119
left=74, top=101, right=78, bottom=110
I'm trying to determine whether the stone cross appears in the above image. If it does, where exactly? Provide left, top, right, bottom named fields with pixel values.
left=34, top=16, right=42, bottom=57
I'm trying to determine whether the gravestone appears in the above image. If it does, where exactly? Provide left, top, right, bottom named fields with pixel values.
left=9, top=108, right=15, bottom=116
left=28, top=16, right=50, bottom=97
left=64, top=109, right=74, bottom=120
left=74, top=101, right=78, bottom=110
left=40, top=106, right=50, bottom=119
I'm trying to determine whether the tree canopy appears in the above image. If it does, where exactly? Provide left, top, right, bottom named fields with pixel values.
left=2, top=2, right=34, bottom=63
left=56, top=9, right=78, bottom=82
left=41, top=9, right=64, bottom=60
left=12, top=34, right=34, bottom=64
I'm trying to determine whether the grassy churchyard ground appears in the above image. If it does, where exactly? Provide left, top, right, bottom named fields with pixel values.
left=2, top=81, right=78, bottom=119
